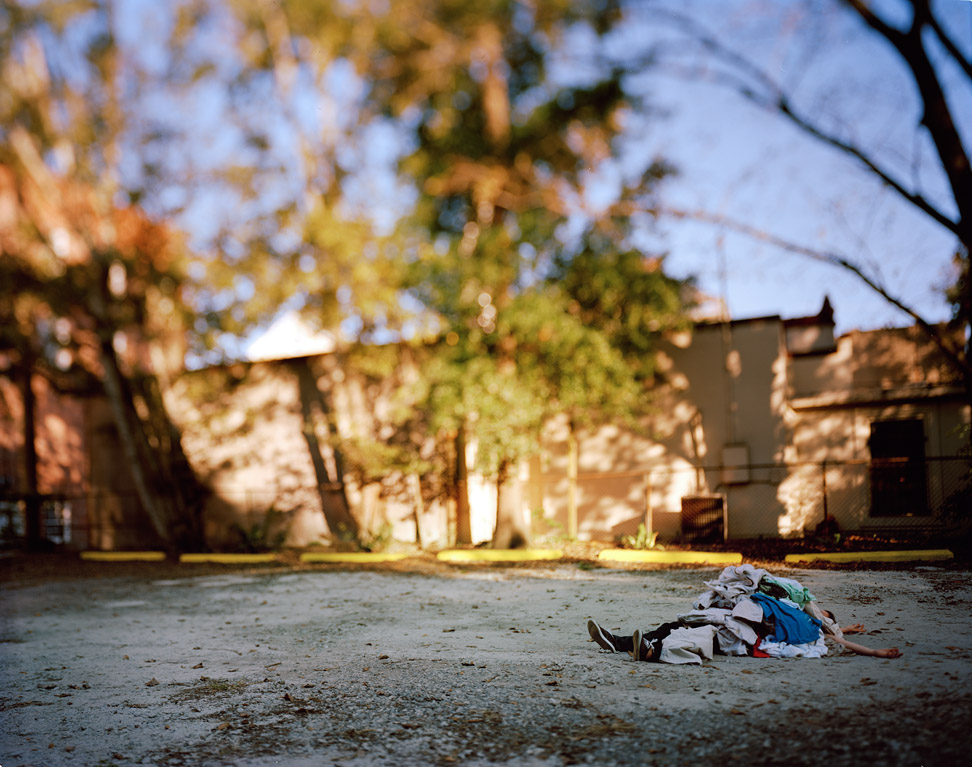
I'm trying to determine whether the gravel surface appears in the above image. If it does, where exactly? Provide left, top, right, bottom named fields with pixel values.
left=1, top=561, right=970, bottom=766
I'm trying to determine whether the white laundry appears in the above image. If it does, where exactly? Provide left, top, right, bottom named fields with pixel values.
left=677, top=600, right=760, bottom=649
left=758, top=635, right=829, bottom=659
left=731, top=597, right=764, bottom=625
left=693, top=564, right=770, bottom=609
left=659, top=625, right=720, bottom=665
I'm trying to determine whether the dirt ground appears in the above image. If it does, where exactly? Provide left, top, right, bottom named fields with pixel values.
left=1, top=554, right=971, bottom=767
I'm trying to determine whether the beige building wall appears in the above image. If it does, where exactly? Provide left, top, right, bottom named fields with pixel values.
left=532, top=309, right=968, bottom=542
left=159, top=314, right=968, bottom=547
left=13, top=299, right=962, bottom=550
left=533, top=317, right=793, bottom=541
left=783, top=325, right=969, bottom=535
left=169, top=356, right=452, bottom=550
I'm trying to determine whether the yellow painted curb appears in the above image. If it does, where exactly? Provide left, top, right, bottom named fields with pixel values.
left=784, top=549, right=954, bottom=564
left=597, top=549, right=743, bottom=565
left=80, top=551, right=167, bottom=562
left=179, top=553, right=279, bottom=564
left=436, top=549, right=563, bottom=563
left=299, top=552, right=411, bottom=563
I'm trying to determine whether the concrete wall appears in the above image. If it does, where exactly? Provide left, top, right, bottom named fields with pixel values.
left=781, top=325, right=969, bottom=535
left=168, top=355, right=457, bottom=550
left=162, top=320, right=967, bottom=545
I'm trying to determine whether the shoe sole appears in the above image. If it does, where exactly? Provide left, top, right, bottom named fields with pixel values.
left=587, top=620, right=616, bottom=652
left=633, top=629, right=644, bottom=661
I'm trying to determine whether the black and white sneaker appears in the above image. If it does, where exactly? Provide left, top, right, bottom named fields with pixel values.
left=632, top=629, right=658, bottom=662
left=588, top=619, right=617, bottom=652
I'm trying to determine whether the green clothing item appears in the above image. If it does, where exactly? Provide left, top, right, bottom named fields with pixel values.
left=759, top=575, right=815, bottom=606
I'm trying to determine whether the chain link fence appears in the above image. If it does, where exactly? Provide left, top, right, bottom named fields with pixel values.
left=0, top=490, right=163, bottom=551
left=1, top=493, right=83, bottom=548
left=3, top=455, right=970, bottom=549
left=566, top=455, right=971, bottom=543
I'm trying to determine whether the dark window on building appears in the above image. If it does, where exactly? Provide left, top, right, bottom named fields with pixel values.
left=868, top=419, right=928, bottom=517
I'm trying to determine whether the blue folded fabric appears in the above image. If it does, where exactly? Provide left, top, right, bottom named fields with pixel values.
left=750, top=592, right=822, bottom=645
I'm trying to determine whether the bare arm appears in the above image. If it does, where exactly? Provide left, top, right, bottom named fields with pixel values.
left=832, top=635, right=901, bottom=658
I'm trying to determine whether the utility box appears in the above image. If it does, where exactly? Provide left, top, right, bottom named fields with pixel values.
left=681, top=494, right=727, bottom=543
left=722, top=443, right=750, bottom=485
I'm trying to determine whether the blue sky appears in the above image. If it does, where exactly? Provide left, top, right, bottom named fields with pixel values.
left=107, top=0, right=971, bottom=343
left=620, top=0, right=972, bottom=335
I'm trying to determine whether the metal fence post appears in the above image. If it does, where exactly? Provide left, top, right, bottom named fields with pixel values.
left=643, top=471, right=652, bottom=537
left=821, top=459, right=830, bottom=527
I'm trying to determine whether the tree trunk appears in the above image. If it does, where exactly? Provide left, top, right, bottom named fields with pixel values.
left=408, top=473, right=424, bottom=548
left=567, top=422, right=579, bottom=540
left=98, top=339, right=176, bottom=551
left=492, top=460, right=529, bottom=549
left=292, top=360, right=359, bottom=540
left=134, top=373, right=206, bottom=550
left=21, top=353, right=41, bottom=550
left=454, top=425, right=472, bottom=544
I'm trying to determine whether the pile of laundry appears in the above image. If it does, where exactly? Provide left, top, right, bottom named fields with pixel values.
left=658, top=564, right=843, bottom=665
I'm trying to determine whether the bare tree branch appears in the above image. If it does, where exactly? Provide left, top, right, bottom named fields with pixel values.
left=840, top=0, right=972, bottom=238
left=840, top=0, right=905, bottom=44
left=924, top=1, right=972, bottom=80
left=630, top=0, right=972, bottom=402
left=645, top=203, right=971, bottom=382
left=631, top=7, right=963, bottom=238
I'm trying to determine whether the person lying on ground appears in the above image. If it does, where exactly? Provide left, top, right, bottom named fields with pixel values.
left=589, top=566, right=903, bottom=663
left=587, top=615, right=901, bottom=663
left=588, top=619, right=719, bottom=664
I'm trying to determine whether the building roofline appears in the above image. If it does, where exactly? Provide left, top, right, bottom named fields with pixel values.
left=790, top=383, right=965, bottom=411
left=782, top=296, right=834, bottom=329
left=693, top=313, right=783, bottom=329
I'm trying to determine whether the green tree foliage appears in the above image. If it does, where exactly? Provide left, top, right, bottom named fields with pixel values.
left=555, top=237, right=691, bottom=384
left=215, top=0, right=695, bottom=546
left=3, top=0, right=696, bottom=550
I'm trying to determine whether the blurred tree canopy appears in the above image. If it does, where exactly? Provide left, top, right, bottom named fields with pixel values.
left=1, top=0, right=205, bottom=550
left=171, top=0, right=695, bottom=546
left=225, top=0, right=693, bottom=545
left=2, top=0, right=695, bottom=549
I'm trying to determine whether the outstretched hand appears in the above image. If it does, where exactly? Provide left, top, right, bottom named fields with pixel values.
left=841, top=623, right=866, bottom=634
left=874, top=647, right=902, bottom=659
